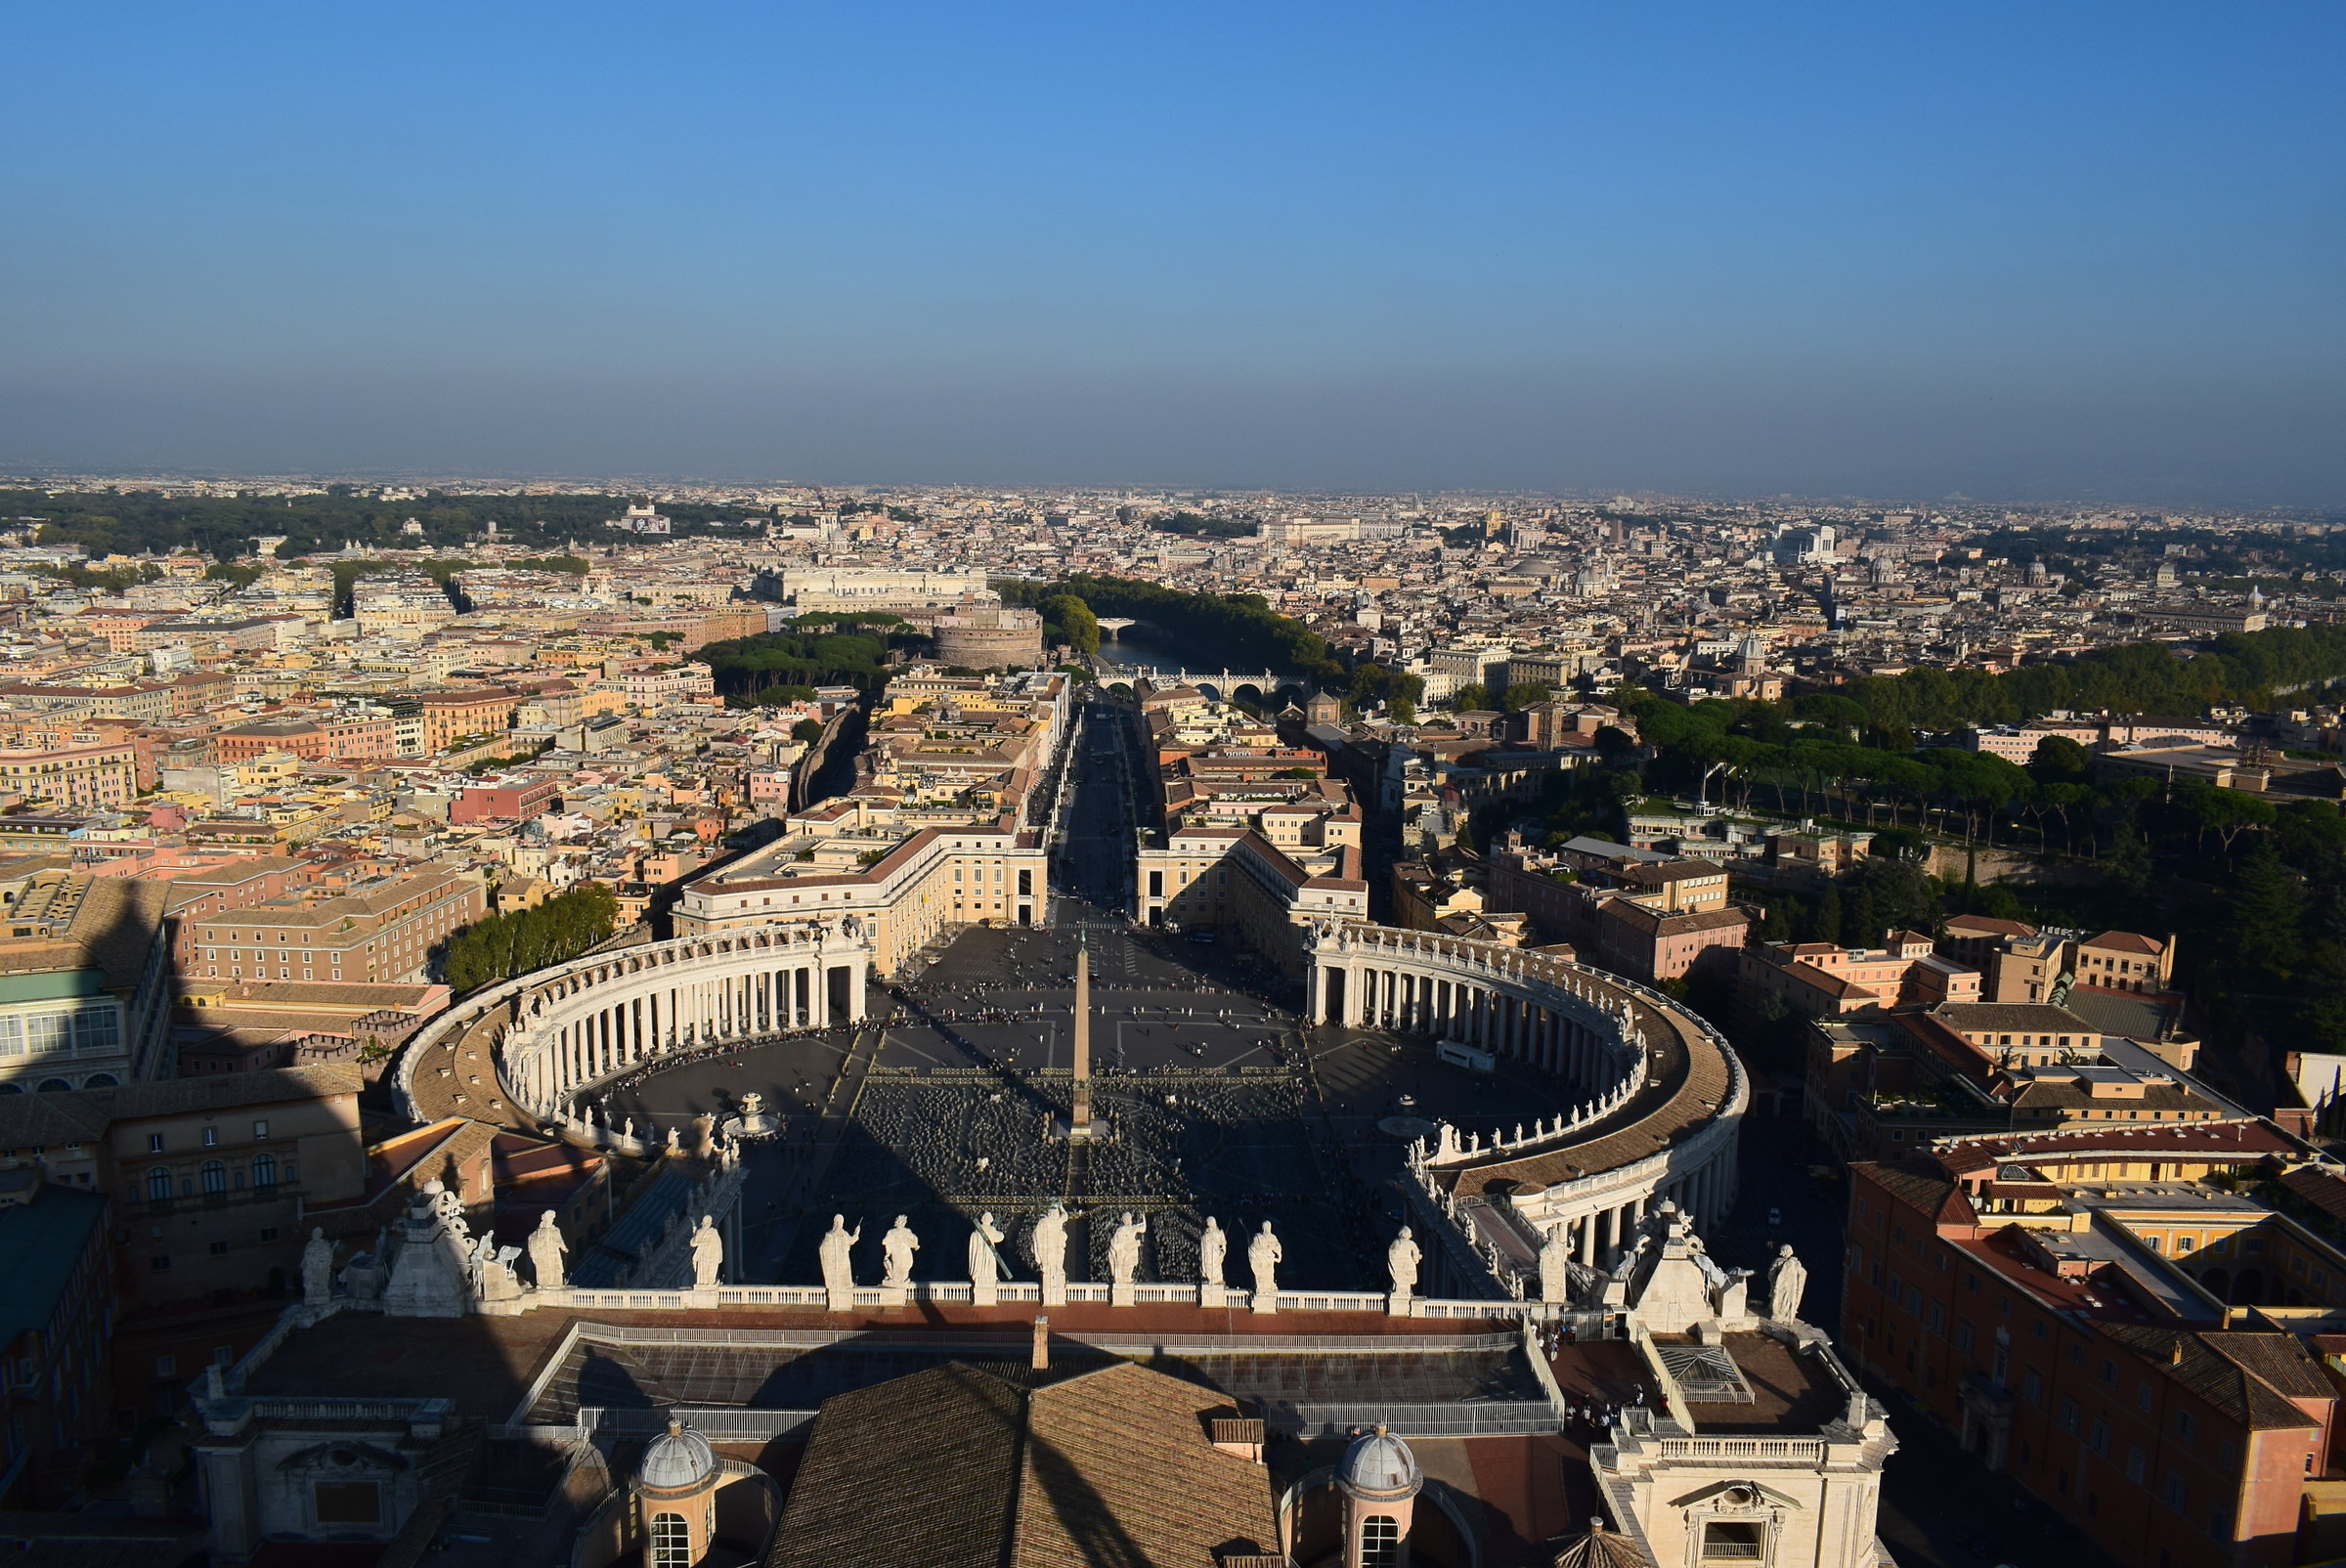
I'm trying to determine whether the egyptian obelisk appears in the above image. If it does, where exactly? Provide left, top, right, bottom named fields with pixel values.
left=1069, top=928, right=1094, bottom=1139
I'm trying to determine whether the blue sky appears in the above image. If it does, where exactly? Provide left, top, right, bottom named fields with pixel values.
left=2, top=2, right=2340, bottom=501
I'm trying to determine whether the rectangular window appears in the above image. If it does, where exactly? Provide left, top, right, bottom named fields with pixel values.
left=202, top=1127, right=218, bottom=1148
left=2022, top=1369, right=2044, bottom=1406
left=1700, top=1522, right=1764, bottom=1561
left=313, top=1481, right=382, bottom=1525
left=2059, top=1398, right=2079, bottom=1433
left=252, top=1120, right=269, bottom=1142
left=73, top=1004, right=119, bottom=1055
left=22, top=1013, right=69, bottom=1056
left=148, top=1132, right=164, bottom=1154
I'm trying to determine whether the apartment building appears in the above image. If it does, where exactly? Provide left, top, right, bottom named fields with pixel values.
left=182, top=867, right=483, bottom=986
left=415, top=687, right=518, bottom=752
left=0, top=739, right=138, bottom=811
left=0, top=869, right=173, bottom=1090
left=1741, top=935, right=1981, bottom=1021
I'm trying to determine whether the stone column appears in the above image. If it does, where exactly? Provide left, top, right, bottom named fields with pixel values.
left=1577, top=1213, right=1595, bottom=1265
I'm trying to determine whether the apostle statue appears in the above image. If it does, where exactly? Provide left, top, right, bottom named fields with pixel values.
left=819, top=1214, right=861, bottom=1299
left=527, top=1209, right=567, bottom=1290
left=881, top=1215, right=920, bottom=1288
left=1766, top=1244, right=1807, bottom=1323
left=1108, top=1212, right=1149, bottom=1286
left=301, top=1227, right=335, bottom=1301
left=1386, top=1226, right=1421, bottom=1296
left=1539, top=1223, right=1575, bottom=1305
left=1198, top=1216, right=1228, bottom=1288
left=689, top=1214, right=724, bottom=1287
left=1247, top=1221, right=1282, bottom=1301
left=969, top=1212, right=1009, bottom=1287
left=1032, top=1201, right=1070, bottom=1302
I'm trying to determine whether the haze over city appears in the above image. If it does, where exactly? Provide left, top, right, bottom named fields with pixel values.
left=5, top=2, right=2343, bottom=502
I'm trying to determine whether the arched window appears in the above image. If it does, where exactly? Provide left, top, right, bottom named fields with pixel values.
left=649, top=1512, right=691, bottom=1568
left=35, top=1079, right=70, bottom=1093
left=200, top=1160, right=227, bottom=1195
left=252, top=1154, right=277, bottom=1189
left=81, top=1073, right=116, bottom=1088
left=1362, top=1514, right=1402, bottom=1568
left=148, top=1167, right=171, bottom=1202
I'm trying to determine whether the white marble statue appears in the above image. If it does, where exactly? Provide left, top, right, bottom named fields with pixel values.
left=301, top=1227, right=334, bottom=1301
left=969, top=1213, right=1008, bottom=1287
left=1247, top=1221, right=1282, bottom=1299
left=1538, top=1223, right=1575, bottom=1305
left=1108, top=1212, right=1149, bottom=1285
left=1198, top=1216, right=1228, bottom=1288
left=1766, top=1244, right=1807, bottom=1323
left=1386, top=1226, right=1420, bottom=1296
left=690, top=1214, right=724, bottom=1287
left=1032, top=1201, right=1070, bottom=1301
left=881, top=1214, right=919, bottom=1288
left=819, top=1215, right=860, bottom=1299
left=527, top=1210, right=567, bottom=1289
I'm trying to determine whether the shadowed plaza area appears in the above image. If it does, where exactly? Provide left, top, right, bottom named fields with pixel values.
left=590, top=924, right=1583, bottom=1292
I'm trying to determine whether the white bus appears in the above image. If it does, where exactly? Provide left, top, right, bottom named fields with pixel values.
left=1436, top=1039, right=1497, bottom=1074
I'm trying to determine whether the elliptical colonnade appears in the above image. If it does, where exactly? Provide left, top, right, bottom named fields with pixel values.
left=500, top=925, right=873, bottom=1116
left=1311, top=923, right=1746, bottom=1268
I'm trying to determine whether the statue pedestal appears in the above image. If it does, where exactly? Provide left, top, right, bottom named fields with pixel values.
left=973, top=1278, right=998, bottom=1308
left=876, top=1283, right=907, bottom=1310
left=825, top=1286, right=854, bottom=1314
left=1196, top=1283, right=1226, bottom=1309
left=1386, top=1289, right=1413, bottom=1318
left=1042, top=1279, right=1067, bottom=1308
left=1109, top=1281, right=1135, bottom=1308
left=1252, top=1289, right=1279, bottom=1315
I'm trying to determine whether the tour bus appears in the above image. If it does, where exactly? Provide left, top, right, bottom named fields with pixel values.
left=1436, top=1039, right=1497, bottom=1073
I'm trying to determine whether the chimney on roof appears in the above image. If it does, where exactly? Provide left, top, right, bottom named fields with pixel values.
left=1032, top=1315, right=1050, bottom=1372
left=2171, top=1339, right=2184, bottom=1366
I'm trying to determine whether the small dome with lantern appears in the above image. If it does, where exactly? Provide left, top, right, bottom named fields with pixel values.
left=1336, top=1424, right=1422, bottom=1503
left=639, top=1418, right=716, bottom=1493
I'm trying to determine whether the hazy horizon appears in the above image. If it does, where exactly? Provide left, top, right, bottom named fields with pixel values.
left=5, top=3, right=2340, bottom=507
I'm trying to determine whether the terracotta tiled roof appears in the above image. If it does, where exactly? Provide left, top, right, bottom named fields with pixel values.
left=769, top=1359, right=1279, bottom=1568
left=2098, top=1324, right=2325, bottom=1431
left=1852, top=1156, right=1976, bottom=1224
left=2082, top=931, right=2164, bottom=956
